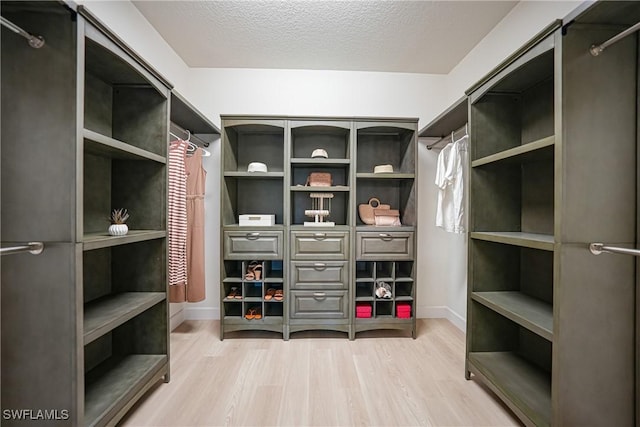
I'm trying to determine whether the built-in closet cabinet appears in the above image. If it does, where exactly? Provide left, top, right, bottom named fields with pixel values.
left=2, top=2, right=171, bottom=426
left=465, top=2, right=638, bottom=425
left=220, top=116, right=417, bottom=340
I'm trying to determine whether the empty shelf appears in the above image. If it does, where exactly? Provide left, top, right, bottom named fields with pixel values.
left=468, top=352, right=551, bottom=427
left=472, top=292, right=553, bottom=341
left=84, top=129, right=166, bottom=163
left=472, top=136, right=555, bottom=167
left=83, top=230, right=166, bottom=251
left=84, top=292, right=165, bottom=345
left=471, top=232, right=554, bottom=251
left=84, top=354, right=167, bottom=427
left=356, top=173, right=415, bottom=179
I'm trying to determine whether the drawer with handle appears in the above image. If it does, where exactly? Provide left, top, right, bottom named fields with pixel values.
left=291, top=231, right=349, bottom=260
left=290, top=290, right=348, bottom=319
left=290, top=261, right=348, bottom=290
left=223, top=231, right=283, bottom=259
left=356, top=231, right=414, bottom=260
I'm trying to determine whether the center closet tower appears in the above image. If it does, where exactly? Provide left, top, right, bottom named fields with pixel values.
left=219, top=116, right=418, bottom=340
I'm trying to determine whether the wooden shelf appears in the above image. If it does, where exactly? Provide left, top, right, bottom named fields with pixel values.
left=394, top=296, right=414, bottom=302
left=84, top=354, right=167, bottom=427
left=470, top=232, right=554, bottom=251
left=472, top=136, right=555, bottom=167
left=84, top=292, right=165, bottom=345
left=223, top=171, right=284, bottom=178
left=290, top=185, right=350, bottom=192
left=291, top=158, right=350, bottom=165
left=83, top=230, right=166, bottom=251
left=468, top=352, right=551, bottom=427
left=84, top=129, right=166, bottom=163
left=472, top=292, right=553, bottom=341
left=356, top=173, right=415, bottom=179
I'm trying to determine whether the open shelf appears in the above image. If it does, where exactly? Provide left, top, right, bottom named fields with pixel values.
left=84, top=354, right=167, bottom=427
left=356, top=173, right=415, bottom=179
left=472, top=291, right=552, bottom=341
left=84, top=129, right=166, bottom=163
left=472, top=136, right=554, bottom=168
left=290, top=185, right=349, bottom=192
left=83, top=230, right=166, bottom=251
left=291, top=158, right=350, bottom=166
left=471, top=232, right=554, bottom=251
left=223, top=171, right=284, bottom=178
left=84, top=292, right=165, bottom=345
left=468, top=352, right=551, bottom=427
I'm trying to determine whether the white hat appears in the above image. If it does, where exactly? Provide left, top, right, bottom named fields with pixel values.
left=373, top=164, right=394, bottom=173
left=311, top=148, right=328, bottom=158
left=247, top=162, right=268, bottom=173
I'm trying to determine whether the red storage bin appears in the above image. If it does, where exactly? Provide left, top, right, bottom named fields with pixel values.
left=396, top=303, right=411, bottom=318
left=356, top=303, right=372, bottom=318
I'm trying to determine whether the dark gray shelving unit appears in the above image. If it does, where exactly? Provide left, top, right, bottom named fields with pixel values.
left=466, top=2, right=639, bottom=425
left=1, top=2, right=172, bottom=425
left=220, top=116, right=417, bottom=340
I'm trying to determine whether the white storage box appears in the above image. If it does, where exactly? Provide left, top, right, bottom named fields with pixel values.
left=239, top=214, right=276, bottom=226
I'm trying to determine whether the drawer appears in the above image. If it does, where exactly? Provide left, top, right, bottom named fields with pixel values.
left=290, top=290, right=348, bottom=319
left=356, top=231, right=414, bottom=260
left=291, top=231, right=349, bottom=260
left=291, top=261, right=348, bottom=290
left=223, top=230, right=283, bottom=259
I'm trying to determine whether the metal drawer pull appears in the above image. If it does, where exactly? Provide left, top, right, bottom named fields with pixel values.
left=313, top=233, right=326, bottom=240
left=379, top=233, right=393, bottom=241
left=313, top=263, right=327, bottom=270
left=589, top=243, right=640, bottom=257
left=313, top=292, right=326, bottom=299
left=246, top=233, right=260, bottom=240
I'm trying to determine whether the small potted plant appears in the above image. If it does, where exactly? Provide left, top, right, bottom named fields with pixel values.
left=108, top=208, right=129, bottom=236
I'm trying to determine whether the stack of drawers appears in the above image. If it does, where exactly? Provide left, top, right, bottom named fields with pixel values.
left=289, top=230, right=350, bottom=335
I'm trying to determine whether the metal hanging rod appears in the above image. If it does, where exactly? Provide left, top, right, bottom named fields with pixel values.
left=170, top=122, right=210, bottom=148
left=0, top=242, right=44, bottom=256
left=0, top=16, right=45, bottom=49
left=427, top=123, right=468, bottom=150
left=590, top=21, right=640, bottom=57
left=589, top=242, right=640, bottom=257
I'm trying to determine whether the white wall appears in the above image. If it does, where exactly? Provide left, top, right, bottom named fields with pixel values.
left=79, top=0, right=585, bottom=330
left=185, top=68, right=450, bottom=320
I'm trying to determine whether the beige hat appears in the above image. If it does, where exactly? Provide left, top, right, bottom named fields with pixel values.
left=247, top=162, right=268, bottom=173
left=311, top=148, right=328, bottom=158
left=373, top=164, right=394, bottom=173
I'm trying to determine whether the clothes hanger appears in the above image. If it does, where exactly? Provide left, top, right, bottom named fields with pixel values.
left=170, top=129, right=211, bottom=157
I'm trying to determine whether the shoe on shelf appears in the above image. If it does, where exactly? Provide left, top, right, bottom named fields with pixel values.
left=253, top=307, right=262, bottom=319
left=227, top=286, right=240, bottom=299
left=273, top=289, right=284, bottom=301
left=245, top=261, right=263, bottom=281
left=265, top=288, right=276, bottom=300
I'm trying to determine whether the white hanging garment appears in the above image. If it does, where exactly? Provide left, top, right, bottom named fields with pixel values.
left=435, top=135, right=467, bottom=233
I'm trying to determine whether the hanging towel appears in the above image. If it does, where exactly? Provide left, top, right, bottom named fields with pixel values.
left=168, top=139, right=189, bottom=303
left=185, top=147, right=207, bottom=302
left=435, top=136, right=466, bottom=233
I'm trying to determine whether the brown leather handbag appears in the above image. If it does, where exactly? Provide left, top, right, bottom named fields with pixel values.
left=306, top=172, right=332, bottom=187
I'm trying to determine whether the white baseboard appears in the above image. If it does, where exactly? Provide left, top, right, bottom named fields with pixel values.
left=170, top=309, right=185, bottom=331
left=184, top=306, right=220, bottom=320
left=417, top=305, right=466, bottom=332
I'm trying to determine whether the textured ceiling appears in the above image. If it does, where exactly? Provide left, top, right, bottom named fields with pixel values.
left=133, top=0, right=518, bottom=74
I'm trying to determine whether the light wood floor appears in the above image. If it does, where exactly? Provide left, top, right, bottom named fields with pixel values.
left=120, top=319, right=521, bottom=427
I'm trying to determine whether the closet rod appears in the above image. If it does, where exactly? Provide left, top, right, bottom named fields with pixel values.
left=427, top=123, right=468, bottom=150
left=170, top=122, right=210, bottom=147
left=0, top=242, right=44, bottom=256
left=0, top=16, right=45, bottom=48
left=590, top=21, right=640, bottom=56
left=589, top=243, right=640, bottom=257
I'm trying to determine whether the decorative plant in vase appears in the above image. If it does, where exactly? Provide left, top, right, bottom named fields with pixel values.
left=108, top=208, right=129, bottom=236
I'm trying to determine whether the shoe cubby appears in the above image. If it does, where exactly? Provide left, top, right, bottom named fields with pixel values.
left=291, top=123, right=351, bottom=160
left=356, top=125, right=415, bottom=174
left=355, top=261, right=375, bottom=280
left=222, top=176, right=284, bottom=226
left=375, top=261, right=393, bottom=281
left=223, top=301, right=243, bottom=318
left=223, top=260, right=244, bottom=281
left=223, top=123, right=285, bottom=173
left=264, top=303, right=284, bottom=317
left=264, top=260, right=284, bottom=280
left=356, top=282, right=374, bottom=300
left=394, top=282, right=413, bottom=299
left=375, top=300, right=393, bottom=317
left=394, top=261, right=414, bottom=281
left=84, top=39, right=167, bottom=157
left=243, top=282, right=263, bottom=300
left=470, top=50, right=554, bottom=163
